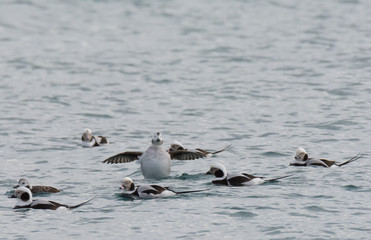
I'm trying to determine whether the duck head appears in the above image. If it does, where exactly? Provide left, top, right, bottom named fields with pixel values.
left=13, top=178, right=32, bottom=189
left=120, top=177, right=135, bottom=191
left=168, top=141, right=185, bottom=152
left=295, top=148, right=309, bottom=161
left=206, top=163, right=227, bottom=179
left=151, top=132, right=163, bottom=146
left=9, top=187, right=33, bottom=206
left=82, top=129, right=93, bottom=142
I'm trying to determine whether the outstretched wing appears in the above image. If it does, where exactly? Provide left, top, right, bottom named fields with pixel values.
left=102, top=151, right=143, bottom=164
left=169, top=150, right=207, bottom=160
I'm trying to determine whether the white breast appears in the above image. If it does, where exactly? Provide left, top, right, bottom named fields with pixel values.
left=81, top=139, right=96, bottom=148
left=138, top=145, right=171, bottom=179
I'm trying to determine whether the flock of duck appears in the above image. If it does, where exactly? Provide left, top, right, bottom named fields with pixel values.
left=8, top=129, right=363, bottom=210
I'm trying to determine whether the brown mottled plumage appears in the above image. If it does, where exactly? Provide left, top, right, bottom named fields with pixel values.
left=14, top=178, right=61, bottom=194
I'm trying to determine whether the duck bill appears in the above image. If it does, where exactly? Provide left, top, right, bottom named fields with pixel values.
left=13, top=185, right=19, bottom=189
left=8, top=194, right=16, bottom=198
left=205, top=171, right=212, bottom=175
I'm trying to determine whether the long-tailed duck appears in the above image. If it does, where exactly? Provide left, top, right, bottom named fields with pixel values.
left=119, top=177, right=208, bottom=199
left=81, top=128, right=109, bottom=147
left=13, top=178, right=61, bottom=194
left=9, top=187, right=94, bottom=210
left=206, top=163, right=292, bottom=186
left=167, top=140, right=231, bottom=158
left=290, top=148, right=362, bottom=167
left=102, top=132, right=230, bottom=179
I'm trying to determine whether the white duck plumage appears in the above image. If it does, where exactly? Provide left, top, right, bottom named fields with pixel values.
left=138, top=133, right=171, bottom=179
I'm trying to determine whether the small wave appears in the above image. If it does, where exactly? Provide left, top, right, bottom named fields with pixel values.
left=230, top=211, right=258, bottom=218
left=305, top=205, right=339, bottom=213
left=342, top=184, right=361, bottom=192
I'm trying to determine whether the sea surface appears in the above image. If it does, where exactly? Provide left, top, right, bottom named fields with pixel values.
left=1, top=0, right=371, bottom=239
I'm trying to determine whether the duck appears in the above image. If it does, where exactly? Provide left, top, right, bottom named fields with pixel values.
left=9, top=187, right=95, bottom=210
left=290, top=148, right=362, bottom=167
left=167, top=140, right=231, bottom=157
left=102, top=132, right=230, bottom=179
left=206, top=163, right=292, bottom=186
left=81, top=128, right=109, bottom=147
left=119, top=177, right=208, bottom=199
left=13, top=178, right=61, bottom=194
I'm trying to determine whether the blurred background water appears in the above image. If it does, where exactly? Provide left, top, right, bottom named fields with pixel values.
left=1, top=0, right=370, bottom=239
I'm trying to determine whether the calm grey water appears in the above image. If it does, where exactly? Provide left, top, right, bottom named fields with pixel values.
left=1, top=0, right=371, bottom=239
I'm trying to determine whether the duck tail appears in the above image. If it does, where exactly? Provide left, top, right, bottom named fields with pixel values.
left=265, top=174, right=293, bottom=182
left=68, top=196, right=96, bottom=209
left=174, top=189, right=210, bottom=194
left=211, top=144, right=232, bottom=155
left=336, top=153, right=363, bottom=167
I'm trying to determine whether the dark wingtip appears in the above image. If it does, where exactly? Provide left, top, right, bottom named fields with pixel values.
left=102, top=158, right=112, bottom=164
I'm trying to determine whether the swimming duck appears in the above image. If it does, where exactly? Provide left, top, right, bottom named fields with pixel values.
left=290, top=148, right=362, bottom=167
left=167, top=140, right=231, bottom=157
left=9, top=187, right=94, bottom=210
left=206, top=163, right=291, bottom=186
left=81, top=128, right=109, bottom=147
left=13, top=178, right=61, bottom=194
left=119, top=177, right=208, bottom=199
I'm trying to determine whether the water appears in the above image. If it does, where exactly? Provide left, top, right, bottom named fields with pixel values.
left=1, top=0, right=371, bottom=239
